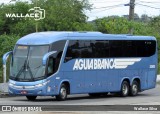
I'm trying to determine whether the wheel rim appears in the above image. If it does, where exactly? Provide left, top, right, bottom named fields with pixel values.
left=132, top=84, right=138, bottom=95
left=60, top=87, right=67, bottom=99
left=122, top=84, right=128, bottom=95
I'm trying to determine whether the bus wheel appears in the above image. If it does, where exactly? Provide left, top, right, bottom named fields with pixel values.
left=56, top=84, right=67, bottom=101
left=130, top=80, right=139, bottom=96
left=26, top=96, right=37, bottom=101
left=120, top=81, right=129, bottom=97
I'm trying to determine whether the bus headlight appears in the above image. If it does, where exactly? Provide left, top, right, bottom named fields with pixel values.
left=35, top=80, right=50, bottom=88
left=35, top=83, right=43, bottom=87
left=9, top=80, right=16, bottom=87
left=9, top=83, right=14, bottom=87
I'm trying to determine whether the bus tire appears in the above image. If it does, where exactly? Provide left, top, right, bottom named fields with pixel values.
left=120, top=81, right=129, bottom=97
left=130, top=80, right=139, bottom=96
left=56, top=84, right=67, bottom=101
left=26, top=96, right=37, bottom=101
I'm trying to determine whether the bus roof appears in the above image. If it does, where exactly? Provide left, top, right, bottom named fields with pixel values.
left=16, top=31, right=156, bottom=45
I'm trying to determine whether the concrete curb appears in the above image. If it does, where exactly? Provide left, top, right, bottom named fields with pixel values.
left=0, top=93, right=17, bottom=98
left=0, top=92, right=9, bottom=98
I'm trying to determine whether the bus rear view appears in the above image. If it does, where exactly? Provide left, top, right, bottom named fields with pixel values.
left=3, top=32, right=158, bottom=101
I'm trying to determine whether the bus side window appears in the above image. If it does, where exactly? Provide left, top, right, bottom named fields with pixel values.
left=123, top=40, right=137, bottom=57
left=65, top=40, right=80, bottom=62
left=55, top=51, right=62, bottom=70
left=64, top=48, right=73, bottom=62
left=47, top=57, right=55, bottom=76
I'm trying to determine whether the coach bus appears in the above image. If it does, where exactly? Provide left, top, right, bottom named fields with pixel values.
left=3, top=32, right=158, bottom=101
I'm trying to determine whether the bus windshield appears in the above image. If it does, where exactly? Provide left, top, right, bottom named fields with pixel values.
left=10, top=45, right=49, bottom=81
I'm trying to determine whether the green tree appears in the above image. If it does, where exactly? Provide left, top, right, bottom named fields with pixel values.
left=95, top=17, right=130, bottom=34
left=30, top=0, right=92, bottom=31
left=94, top=16, right=159, bottom=36
left=0, top=1, right=32, bottom=35
left=0, top=34, right=20, bottom=82
left=0, top=0, right=92, bottom=36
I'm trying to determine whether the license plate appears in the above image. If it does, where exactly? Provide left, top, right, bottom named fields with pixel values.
left=20, top=90, right=27, bottom=94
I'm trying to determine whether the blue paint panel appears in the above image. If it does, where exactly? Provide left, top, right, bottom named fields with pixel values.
left=104, top=70, right=120, bottom=92
left=140, top=70, right=148, bottom=90
left=96, top=71, right=108, bottom=92
left=97, top=70, right=118, bottom=92
left=64, top=71, right=85, bottom=94
left=148, top=70, right=156, bottom=89
left=85, top=71, right=97, bottom=93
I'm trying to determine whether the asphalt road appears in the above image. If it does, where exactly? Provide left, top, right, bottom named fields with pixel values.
left=0, top=85, right=160, bottom=113
left=0, top=85, right=160, bottom=105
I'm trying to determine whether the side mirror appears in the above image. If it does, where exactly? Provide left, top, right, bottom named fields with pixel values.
left=2, top=51, right=13, bottom=83
left=3, top=51, right=13, bottom=65
left=42, top=51, right=57, bottom=66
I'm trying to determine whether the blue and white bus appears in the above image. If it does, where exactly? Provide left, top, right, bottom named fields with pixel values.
left=3, top=32, right=158, bottom=101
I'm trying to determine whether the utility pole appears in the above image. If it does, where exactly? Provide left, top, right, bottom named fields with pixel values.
left=129, top=0, right=135, bottom=34
left=36, top=0, right=38, bottom=32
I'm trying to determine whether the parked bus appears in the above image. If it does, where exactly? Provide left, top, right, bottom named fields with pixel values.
left=3, top=32, right=158, bottom=101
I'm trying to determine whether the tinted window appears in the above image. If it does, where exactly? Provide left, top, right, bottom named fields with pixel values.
left=136, top=40, right=156, bottom=57
left=65, top=40, right=156, bottom=62
left=110, top=40, right=123, bottom=57
left=65, top=40, right=92, bottom=62
left=80, top=40, right=92, bottom=58
left=92, top=40, right=109, bottom=58
left=123, top=41, right=137, bottom=57
left=65, top=40, right=80, bottom=60
left=145, top=41, right=156, bottom=56
left=48, top=40, right=66, bottom=75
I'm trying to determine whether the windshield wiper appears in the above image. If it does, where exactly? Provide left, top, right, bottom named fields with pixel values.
left=15, top=60, right=27, bottom=80
left=15, top=60, right=34, bottom=81
left=15, top=46, right=34, bottom=81
left=24, top=61, right=34, bottom=81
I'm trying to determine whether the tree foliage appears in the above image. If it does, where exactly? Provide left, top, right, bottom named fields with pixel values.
left=0, top=34, right=19, bottom=82
left=39, top=0, right=91, bottom=31
left=0, top=0, right=92, bottom=36
left=94, top=17, right=158, bottom=36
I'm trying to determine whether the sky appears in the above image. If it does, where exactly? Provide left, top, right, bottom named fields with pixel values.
left=86, top=0, right=160, bottom=21
left=1, top=0, right=160, bottom=21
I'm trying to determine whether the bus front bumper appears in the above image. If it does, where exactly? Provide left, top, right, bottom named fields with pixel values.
left=8, top=85, right=47, bottom=96
left=8, top=80, right=51, bottom=96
